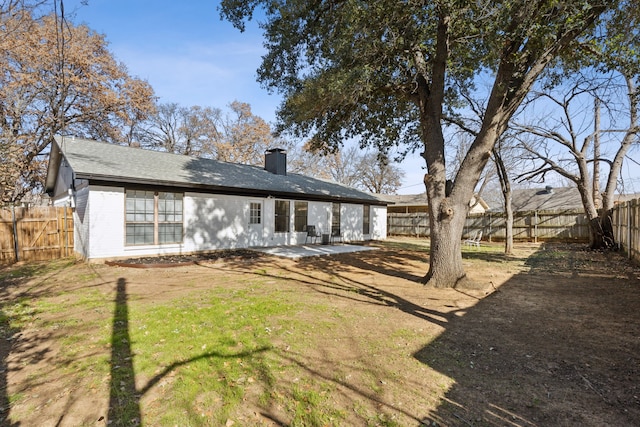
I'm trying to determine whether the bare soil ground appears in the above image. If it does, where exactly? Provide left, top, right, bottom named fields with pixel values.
left=0, top=238, right=639, bottom=426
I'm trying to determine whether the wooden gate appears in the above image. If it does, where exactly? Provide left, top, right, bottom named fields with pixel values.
left=0, top=206, right=74, bottom=264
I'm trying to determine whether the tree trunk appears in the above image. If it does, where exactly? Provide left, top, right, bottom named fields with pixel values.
left=593, top=76, right=637, bottom=250
left=422, top=194, right=468, bottom=287
left=590, top=210, right=615, bottom=249
left=493, top=145, right=513, bottom=255
left=592, top=98, right=603, bottom=209
left=575, top=180, right=611, bottom=250
left=504, top=190, right=514, bottom=255
left=599, top=209, right=615, bottom=248
left=416, top=12, right=471, bottom=288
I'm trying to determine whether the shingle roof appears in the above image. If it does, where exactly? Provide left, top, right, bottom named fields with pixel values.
left=46, top=137, right=386, bottom=205
left=380, top=192, right=490, bottom=210
left=614, top=193, right=640, bottom=204
left=510, top=186, right=584, bottom=211
left=380, top=193, right=428, bottom=206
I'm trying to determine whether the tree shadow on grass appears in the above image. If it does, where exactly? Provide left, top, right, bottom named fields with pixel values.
left=195, top=249, right=463, bottom=328
left=414, top=245, right=640, bottom=426
left=107, top=277, right=271, bottom=426
left=0, top=306, right=18, bottom=427
left=0, top=262, right=74, bottom=427
left=203, top=243, right=638, bottom=426
left=108, top=278, right=141, bottom=425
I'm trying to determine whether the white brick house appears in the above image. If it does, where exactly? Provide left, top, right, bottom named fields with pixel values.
left=45, top=137, right=387, bottom=260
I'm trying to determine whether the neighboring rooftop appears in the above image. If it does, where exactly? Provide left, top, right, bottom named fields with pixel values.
left=381, top=192, right=489, bottom=213
left=614, top=193, right=640, bottom=204
left=510, top=186, right=584, bottom=212
left=45, top=137, right=386, bottom=205
left=382, top=193, right=429, bottom=207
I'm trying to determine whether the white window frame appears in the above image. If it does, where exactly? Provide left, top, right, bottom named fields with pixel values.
left=250, top=202, right=262, bottom=225
left=125, top=190, right=183, bottom=246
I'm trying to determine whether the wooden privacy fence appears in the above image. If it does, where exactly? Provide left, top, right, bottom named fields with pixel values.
left=0, top=206, right=74, bottom=264
left=387, top=209, right=590, bottom=242
left=611, top=198, right=640, bottom=263
left=464, top=210, right=590, bottom=242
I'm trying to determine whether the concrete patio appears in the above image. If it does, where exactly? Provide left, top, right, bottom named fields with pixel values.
left=251, top=244, right=378, bottom=259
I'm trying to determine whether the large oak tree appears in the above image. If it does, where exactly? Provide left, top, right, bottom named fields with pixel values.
left=220, top=0, right=619, bottom=287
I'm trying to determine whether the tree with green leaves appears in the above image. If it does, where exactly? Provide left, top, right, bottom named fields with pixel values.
left=220, top=0, right=620, bottom=287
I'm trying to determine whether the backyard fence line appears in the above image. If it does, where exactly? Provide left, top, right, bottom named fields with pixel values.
left=387, top=209, right=590, bottom=242
left=0, top=206, right=74, bottom=264
left=611, top=198, right=640, bottom=263
left=1, top=200, right=638, bottom=265
left=388, top=198, right=640, bottom=263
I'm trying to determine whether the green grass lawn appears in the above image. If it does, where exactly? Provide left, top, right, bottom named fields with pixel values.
left=0, top=239, right=544, bottom=427
left=1, top=261, right=376, bottom=426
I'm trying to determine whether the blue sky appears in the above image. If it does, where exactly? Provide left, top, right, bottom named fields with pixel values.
left=68, top=0, right=278, bottom=121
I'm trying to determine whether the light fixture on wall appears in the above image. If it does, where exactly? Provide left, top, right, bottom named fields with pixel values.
left=68, top=188, right=76, bottom=209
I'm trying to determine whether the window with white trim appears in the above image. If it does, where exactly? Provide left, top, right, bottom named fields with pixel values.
left=363, top=205, right=371, bottom=235
left=332, top=202, right=341, bottom=235
left=126, top=190, right=183, bottom=245
left=294, top=201, right=308, bottom=232
left=274, top=200, right=290, bottom=233
left=250, top=202, right=262, bottom=224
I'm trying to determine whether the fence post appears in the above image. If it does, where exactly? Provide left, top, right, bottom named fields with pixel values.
left=11, top=205, right=19, bottom=262
left=627, top=200, right=633, bottom=259
left=615, top=203, right=621, bottom=248
left=64, top=207, right=69, bottom=257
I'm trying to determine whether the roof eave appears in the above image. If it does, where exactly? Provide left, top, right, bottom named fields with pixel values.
left=78, top=174, right=388, bottom=206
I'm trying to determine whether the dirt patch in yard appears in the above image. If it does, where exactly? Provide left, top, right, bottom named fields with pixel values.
left=0, top=239, right=639, bottom=426
left=105, top=249, right=262, bottom=268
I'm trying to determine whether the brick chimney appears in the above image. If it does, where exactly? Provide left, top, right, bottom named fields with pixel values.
left=265, top=148, right=287, bottom=175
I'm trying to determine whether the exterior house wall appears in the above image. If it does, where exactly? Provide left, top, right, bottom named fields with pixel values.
left=49, top=161, right=91, bottom=258
left=371, top=205, right=387, bottom=240
left=87, top=186, right=127, bottom=259
left=184, top=192, right=258, bottom=252
left=58, top=184, right=386, bottom=260
left=342, top=203, right=363, bottom=242
left=308, top=202, right=331, bottom=235
left=73, top=186, right=90, bottom=258
left=262, top=198, right=276, bottom=245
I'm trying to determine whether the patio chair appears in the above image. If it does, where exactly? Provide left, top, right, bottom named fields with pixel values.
left=464, top=230, right=482, bottom=247
left=305, top=225, right=321, bottom=244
